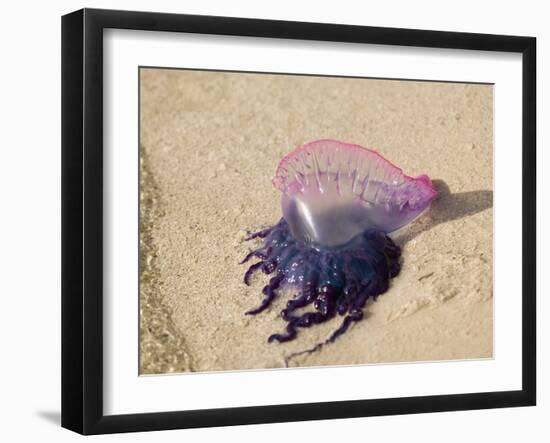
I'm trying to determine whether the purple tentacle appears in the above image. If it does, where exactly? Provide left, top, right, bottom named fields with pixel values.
left=327, top=309, right=364, bottom=343
left=270, top=310, right=335, bottom=344
left=246, top=274, right=283, bottom=315
left=281, top=291, right=316, bottom=321
left=245, top=226, right=273, bottom=241
left=268, top=323, right=297, bottom=343
left=243, top=261, right=264, bottom=286
left=240, top=249, right=267, bottom=265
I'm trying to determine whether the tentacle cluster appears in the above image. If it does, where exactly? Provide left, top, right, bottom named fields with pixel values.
left=241, top=218, right=401, bottom=346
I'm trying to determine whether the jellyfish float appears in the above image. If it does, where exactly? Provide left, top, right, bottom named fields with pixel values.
left=241, top=139, right=437, bottom=350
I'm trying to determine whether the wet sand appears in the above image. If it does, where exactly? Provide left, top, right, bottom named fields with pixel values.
left=139, top=68, right=493, bottom=374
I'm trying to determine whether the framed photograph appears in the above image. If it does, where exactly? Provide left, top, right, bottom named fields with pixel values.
left=61, top=8, right=536, bottom=435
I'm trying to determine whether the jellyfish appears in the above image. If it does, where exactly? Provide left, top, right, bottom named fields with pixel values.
left=241, top=139, right=437, bottom=349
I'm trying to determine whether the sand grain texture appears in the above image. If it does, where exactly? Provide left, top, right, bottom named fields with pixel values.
left=139, top=69, right=493, bottom=374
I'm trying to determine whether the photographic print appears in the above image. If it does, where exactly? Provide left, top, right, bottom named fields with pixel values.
left=139, top=68, right=493, bottom=374
left=62, top=9, right=536, bottom=433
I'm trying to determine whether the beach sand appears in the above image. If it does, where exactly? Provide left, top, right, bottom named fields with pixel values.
left=139, top=68, right=493, bottom=374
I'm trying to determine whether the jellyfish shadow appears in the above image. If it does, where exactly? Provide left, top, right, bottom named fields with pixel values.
left=394, top=179, right=493, bottom=244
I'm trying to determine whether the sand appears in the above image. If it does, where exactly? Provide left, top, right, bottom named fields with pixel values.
left=139, top=68, right=493, bottom=374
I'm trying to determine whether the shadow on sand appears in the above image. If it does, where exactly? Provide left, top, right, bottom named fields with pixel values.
left=394, top=179, right=493, bottom=244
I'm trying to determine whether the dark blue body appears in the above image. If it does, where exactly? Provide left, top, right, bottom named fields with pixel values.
left=242, top=218, right=401, bottom=347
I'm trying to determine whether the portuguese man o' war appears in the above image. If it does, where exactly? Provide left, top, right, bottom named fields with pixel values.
left=241, top=139, right=437, bottom=350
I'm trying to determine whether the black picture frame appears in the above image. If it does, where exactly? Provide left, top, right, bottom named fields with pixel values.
left=61, top=8, right=536, bottom=435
